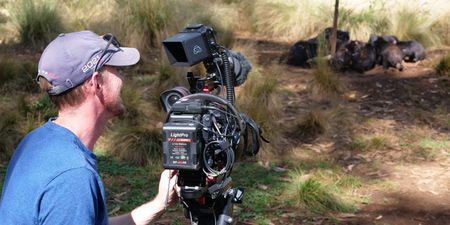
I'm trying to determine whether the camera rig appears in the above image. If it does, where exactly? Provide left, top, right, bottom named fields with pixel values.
left=160, top=24, right=267, bottom=225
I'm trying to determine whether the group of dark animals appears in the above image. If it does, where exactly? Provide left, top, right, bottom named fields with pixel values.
left=285, top=27, right=426, bottom=73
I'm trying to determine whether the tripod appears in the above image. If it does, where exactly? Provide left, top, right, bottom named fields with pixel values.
left=181, top=186, right=245, bottom=225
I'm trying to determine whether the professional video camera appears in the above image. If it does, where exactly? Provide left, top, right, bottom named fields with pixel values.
left=160, top=24, right=267, bottom=225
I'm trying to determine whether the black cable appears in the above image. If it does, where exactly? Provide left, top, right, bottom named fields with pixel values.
left=221, top=51, right=235, bottom=105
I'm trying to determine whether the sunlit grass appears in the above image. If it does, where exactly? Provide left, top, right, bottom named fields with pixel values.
left=284, top=167, right=358, bottom=214
left=349, top=134, right=391, bottom=151
left=415, top=138, right=450, bottom=160
left=9, top=0, right=65, bottom=47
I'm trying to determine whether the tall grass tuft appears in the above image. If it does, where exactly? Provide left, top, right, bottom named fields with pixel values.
left=291, top=110, right=328, bottom=141
left=249, top=0, right=330, bottom=42
left=288, top=172, right=355, bottom=214
left=105, top=79, right=166, bottom=166
left=107, top=126, right=162, bottom=166
left=9, top=0, right=64, bottom=47
left=435, top=54, right=450, bottom=76
left=310, top=58, right=343, bottom=98
left=124, top=0, right=173, bottom=49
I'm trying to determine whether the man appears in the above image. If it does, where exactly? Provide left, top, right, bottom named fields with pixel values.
left=0, top=31, right=178, bottom=225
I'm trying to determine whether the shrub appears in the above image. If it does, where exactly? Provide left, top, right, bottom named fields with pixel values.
left=9, top=0, right=65, bottom=47
left=107, top=126, right=162, bottom=166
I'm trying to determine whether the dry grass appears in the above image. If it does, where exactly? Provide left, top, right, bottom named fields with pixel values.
left=284, top=168, right=358, bottom=214
left=435, top=54, right=450, bottom=76
left=236, top=59, right=283, bottom=157
left=290, top=109, right=329, bottom=141
left=310, top=59, right=343, bottom=99
left=249, top=0, right=331, bottom=42
left=107, top=125, right=162, bottom=166
left=247, top=0, right=450, bottom=47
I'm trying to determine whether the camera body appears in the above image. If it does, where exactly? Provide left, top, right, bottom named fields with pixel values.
left=161, top=24, right=263, bottom=225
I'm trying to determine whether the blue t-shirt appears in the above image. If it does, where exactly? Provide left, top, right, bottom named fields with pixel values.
left=0, top=120, right=108, bottom=225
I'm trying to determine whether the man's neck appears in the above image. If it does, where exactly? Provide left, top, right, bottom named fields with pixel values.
left=53, top=104, right=110, bottom=151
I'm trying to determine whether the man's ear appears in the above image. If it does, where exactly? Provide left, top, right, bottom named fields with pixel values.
left=88, top=71, right=103, bottom=94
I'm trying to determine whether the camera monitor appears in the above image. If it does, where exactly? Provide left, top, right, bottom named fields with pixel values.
left=162, top=32, right=211, bottom=67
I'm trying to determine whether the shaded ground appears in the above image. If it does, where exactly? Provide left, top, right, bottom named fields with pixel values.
left=252, top=37, right=450, bottom=225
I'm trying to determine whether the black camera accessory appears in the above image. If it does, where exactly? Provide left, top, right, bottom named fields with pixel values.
left=162, top=24, right=217, bottom=66
left=160, top=86, right=191, bottom=112
left=229, top=51, right=252, bottom=86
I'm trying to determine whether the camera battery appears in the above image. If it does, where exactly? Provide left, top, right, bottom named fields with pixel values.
left=163, top=122, right=202, bottom=170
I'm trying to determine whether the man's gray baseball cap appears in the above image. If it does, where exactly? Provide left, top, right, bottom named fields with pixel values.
left=37, top=30, right=140, bottom=95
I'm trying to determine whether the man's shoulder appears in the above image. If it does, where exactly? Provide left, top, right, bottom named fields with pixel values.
left=9, top=121, right=95, bottom=181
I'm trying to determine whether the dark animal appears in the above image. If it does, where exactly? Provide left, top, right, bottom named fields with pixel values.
left=331, top=40, right=376, bottom=73
left=397, top=40, right=426, bottom=62
left=350, top=42, right=377, bottom=73
left=368, top=34, right=398, bottom=64
left=286, top=40, right=318, bottom=67
left=369, top=34, right=398, bottom=46
left=331, top=46, right=351, bottom=71
left=323, top=27, right=350, bottom=52
left=381, top=44, right=404, bottom=71
left=286, top=27, right=350, bottom=67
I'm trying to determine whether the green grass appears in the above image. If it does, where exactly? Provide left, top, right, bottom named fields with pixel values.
left=416, top=138, right=450, bottom=160
left=97, top=155, right=162, bottom=215
left=349, top=135, right=390, bottom=151
left=293, top=178, right=355, bottom=213
left=232, top=162, right=288, bottom=221
left=9, top=0, right=65, bottom=47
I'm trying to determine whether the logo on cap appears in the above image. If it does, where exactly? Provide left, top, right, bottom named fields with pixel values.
left=82, top=55, right=100, bottom=73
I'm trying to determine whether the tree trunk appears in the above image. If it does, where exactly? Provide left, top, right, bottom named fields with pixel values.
left=330, top=0, right=339, bottom=56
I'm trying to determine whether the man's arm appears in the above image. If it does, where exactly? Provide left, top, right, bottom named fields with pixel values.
left=109, top=170, right=178, bottom=225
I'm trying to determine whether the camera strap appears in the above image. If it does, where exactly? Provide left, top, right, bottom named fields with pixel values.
left=240, top=113, right=270, bottom=156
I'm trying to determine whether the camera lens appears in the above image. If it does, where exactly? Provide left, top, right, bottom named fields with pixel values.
left=160, top=86, right=191, bottom=112
left=167, top=94, right=181, bottom=106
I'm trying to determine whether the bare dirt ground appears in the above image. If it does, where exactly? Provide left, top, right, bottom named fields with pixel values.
left=252, top=37, right=450, bottom=225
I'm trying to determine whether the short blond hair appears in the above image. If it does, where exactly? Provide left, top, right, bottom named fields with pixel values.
left=38, top=77, right=88, bottom=109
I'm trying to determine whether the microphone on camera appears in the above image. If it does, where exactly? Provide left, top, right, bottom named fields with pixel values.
left=229, top=51, right=252, bottom=86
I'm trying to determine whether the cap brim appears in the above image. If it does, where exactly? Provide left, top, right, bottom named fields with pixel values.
left=105, top=47, right=140, bottom=67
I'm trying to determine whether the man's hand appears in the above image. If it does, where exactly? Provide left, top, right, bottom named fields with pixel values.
left=156, top=170, right=179, bottom=208
left=109, top=170, right=179, bottom=225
